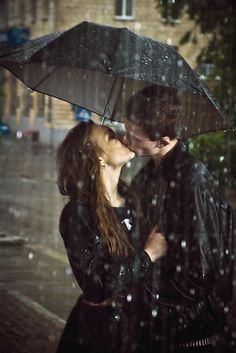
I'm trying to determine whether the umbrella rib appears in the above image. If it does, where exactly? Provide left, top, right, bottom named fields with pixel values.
left=31, top=65, right=58, bottom=91
left=101, top=76, right=117, bottom=124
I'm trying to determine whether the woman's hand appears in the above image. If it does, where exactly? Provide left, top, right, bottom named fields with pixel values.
left=144, top=225, right=167, bottom=262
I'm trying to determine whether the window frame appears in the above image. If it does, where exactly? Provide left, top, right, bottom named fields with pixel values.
left=114, top=0, right=135, bottom=21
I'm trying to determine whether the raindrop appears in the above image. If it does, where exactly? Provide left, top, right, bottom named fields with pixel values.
left=176, top=265, right=181, bottom=272
left=152, top=309, right=158, bottom=318
left=127, top=294, right=132, bottom=302
left=189, top=141, right=194, bottom=149
left=104, top=263, right=110, bottom=270
left=219, top=156, right=225, bottom=162
left=169, top=233, right=174, bottom=241
left=224, top=306, right=230, bottom=313
left=190, top=288, right=195, bottom=296
left=16, top=131, right=23, bottom=139
left=152, top=198, right=157, bottom=205
left=126, top=161, right=131, bottom=168
left=181, top=240, right=186, bottom=248
left=170, top=181, right=175, bottom=188
left=65, top=267, right=72, bottom=276
left=28, top=252, right=34, bottom=260
left=176, top=171, right=182, bottom=179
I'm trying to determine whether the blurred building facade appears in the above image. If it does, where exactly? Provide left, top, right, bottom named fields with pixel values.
left=0, top=0, right=209, bottom=146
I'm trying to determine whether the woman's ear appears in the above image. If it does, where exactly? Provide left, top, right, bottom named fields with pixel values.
left=98, top=157, right=106, bottom=168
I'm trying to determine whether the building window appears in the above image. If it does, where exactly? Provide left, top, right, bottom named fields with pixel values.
left=115, top=0, right=134, bottom=20
left=160, top=1, right=182, bottom=25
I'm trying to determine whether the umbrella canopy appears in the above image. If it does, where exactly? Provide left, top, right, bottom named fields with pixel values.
left=0, top=21, right=232, bottom=138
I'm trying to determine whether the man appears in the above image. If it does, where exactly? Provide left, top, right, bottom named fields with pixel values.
left=123, top=85, right=234, bottom=353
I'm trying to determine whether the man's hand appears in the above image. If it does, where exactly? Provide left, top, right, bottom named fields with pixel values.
left=144, top=225, right=167, bottom=262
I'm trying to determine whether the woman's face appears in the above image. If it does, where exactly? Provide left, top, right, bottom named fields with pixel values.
left=90, top=124, right=135, bottom=167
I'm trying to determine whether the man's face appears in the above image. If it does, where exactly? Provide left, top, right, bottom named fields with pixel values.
left=123, top=118, right=160, bottom=156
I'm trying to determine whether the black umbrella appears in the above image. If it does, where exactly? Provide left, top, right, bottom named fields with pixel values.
left=0, top=21, right=232, bottom=138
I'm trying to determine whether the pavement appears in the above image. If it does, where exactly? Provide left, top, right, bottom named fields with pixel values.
left=0, top=135, right=80, bottom=353
left=0, top=134, right=236, bottom=352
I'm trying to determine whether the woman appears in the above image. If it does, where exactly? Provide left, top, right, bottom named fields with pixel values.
left=56, top=121, right=166, bottom=353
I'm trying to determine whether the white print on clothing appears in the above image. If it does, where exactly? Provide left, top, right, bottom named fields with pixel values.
left=121, top=218, right=132, bottom=231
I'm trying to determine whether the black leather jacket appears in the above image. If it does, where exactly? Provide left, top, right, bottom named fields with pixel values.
left=59, top=197, right=152, bottom=305
left=131, top=141, right=234, bottom=345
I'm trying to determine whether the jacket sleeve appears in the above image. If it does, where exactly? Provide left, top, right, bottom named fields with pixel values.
left=60, top=201, right=153, bottom=303
left=152, top=181, right=234, bottom=325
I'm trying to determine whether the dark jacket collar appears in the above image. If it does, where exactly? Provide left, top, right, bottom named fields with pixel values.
left=151, top=140, right=187, bottom=180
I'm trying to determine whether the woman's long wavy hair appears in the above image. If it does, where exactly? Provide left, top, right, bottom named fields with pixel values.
left=57, top=121, right=133, bottom=257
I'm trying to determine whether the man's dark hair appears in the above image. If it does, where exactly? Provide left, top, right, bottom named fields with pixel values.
left=125, top=85, right=181, bottom=140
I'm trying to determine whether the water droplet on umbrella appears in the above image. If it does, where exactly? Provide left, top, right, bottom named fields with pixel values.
left=177, top=60, right=183, bottom=67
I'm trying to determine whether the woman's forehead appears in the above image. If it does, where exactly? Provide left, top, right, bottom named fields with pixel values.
left=90, top=124, right=109, bottom=143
